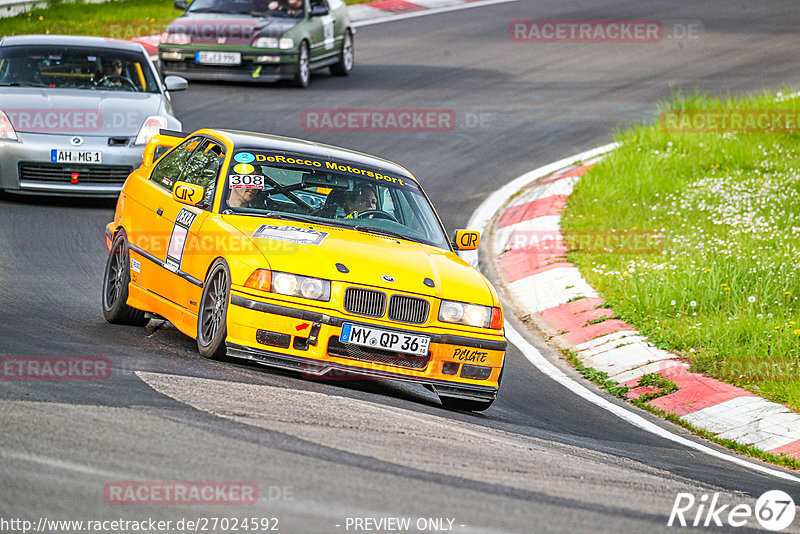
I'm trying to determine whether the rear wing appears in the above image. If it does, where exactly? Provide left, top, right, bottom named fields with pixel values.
left=141, top=129, right=190, bottom=167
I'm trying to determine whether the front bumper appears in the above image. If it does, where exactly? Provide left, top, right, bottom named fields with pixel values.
left=227, top=292, right=507, bottom=400
left=159, top=48, right=299, bottom=83
left=0, top=132, right=143, bottom=197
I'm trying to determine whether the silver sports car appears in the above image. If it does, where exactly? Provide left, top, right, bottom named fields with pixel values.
left=0, top=35, right=187, bottom=197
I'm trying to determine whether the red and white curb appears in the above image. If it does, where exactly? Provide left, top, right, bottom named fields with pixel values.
left=349, top=0, right=517, bottom=26
left=470, top=144, right=800, bottom=465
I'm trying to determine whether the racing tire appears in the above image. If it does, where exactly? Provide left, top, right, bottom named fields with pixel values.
left=197, top=259, right=231, bottom=360
left=330, top=30, right=353, bottom=76
left=294, top=41, right=311, bottom=88
left=439, top=396, right=495, bottom=412
left=102, top=231, right=148, bottom=326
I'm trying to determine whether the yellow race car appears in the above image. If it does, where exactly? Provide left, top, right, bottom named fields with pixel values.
left=102, top=128, right=507, bottom=411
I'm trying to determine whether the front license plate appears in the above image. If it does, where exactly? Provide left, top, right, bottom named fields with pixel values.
left=340, top=323, right=430, bottom=356
left=51, top=150, right=102, bottom=164
left=195, top=51, right=241, bottom=65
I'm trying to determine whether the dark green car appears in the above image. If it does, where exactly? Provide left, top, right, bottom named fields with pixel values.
left=159, top=0, right=354, bottom=87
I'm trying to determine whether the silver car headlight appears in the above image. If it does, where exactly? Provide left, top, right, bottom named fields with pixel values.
left=272, top=272, right=331, bottom=301
left=438, top=300, right=491, bottom=328
left=0, top=110, right=18, bottom=140
left=134, top=116, right=168, bottom=146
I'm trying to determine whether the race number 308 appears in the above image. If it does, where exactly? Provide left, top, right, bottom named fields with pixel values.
left=229, top=174, right=265, bottom=189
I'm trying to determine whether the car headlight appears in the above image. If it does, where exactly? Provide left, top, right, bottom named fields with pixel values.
left=161, top=32, right=192, bottom=45
left=135, top=116, right=168, bottom=146
left=439, top=300, right=500, bottom=329
left=272, top=271, right=331, bottom=301
left=252, top=37, right=294, bottom=49
left=0, top=110, right=18, bottom=141
left=252, top=37, right=279, bottom=48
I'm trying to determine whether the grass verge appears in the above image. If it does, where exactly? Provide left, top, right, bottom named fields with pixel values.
left=562, top=90, right=800, bottom=409
left=0, top=0, right=365, bottom=40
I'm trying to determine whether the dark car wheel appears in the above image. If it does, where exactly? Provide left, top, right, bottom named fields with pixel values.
left=102, top=231, right=148, bottom=326
left=330, top=30, right=353, bottom=76
left=439, top=396, right=495, bottom=412
left=294, top=41, right=311, bottom=88
left=197, top=259, right=230, bottom=359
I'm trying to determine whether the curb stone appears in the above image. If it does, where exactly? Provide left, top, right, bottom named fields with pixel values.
left=489, top=154, right=800, bottom=461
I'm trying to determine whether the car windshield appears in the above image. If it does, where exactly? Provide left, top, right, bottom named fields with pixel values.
left=0, top=45, right=159, bottom=93
left=189, top=0, right=305, bottom=18
left=221, top=151, right=451, bottom=250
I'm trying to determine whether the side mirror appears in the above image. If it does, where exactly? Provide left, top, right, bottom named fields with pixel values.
left=173, top=181, right=205, bottom=206
left=309, top=5, right=329, bottom=16
left=174, top=0, right=189, bottom=10
left=452, top=229, right=480, bottom=251
left=164, top=75, right=188, bottom=92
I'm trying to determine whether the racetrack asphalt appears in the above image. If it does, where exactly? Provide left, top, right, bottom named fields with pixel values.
left=2, top=1, right=800, bottom=532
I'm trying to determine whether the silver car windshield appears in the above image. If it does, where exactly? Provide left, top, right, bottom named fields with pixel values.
left=221, top=151, right=451, bottom=250
left=0, top=45, right=159, bottom=93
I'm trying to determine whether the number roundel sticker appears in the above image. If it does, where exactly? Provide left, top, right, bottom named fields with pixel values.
left=233, top=163, right=255, bottom=174
left=234, top=152, right=255, bottom=163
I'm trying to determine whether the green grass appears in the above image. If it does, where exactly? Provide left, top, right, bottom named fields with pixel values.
left=0, top=0, right=365, bottom=39
left=562, top=89, right=800, bottom=409
left=0, top=0, right=177, bottom=39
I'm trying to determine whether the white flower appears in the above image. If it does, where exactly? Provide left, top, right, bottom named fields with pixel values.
left=670, top=300, right=676, bottom=306
left=690, top=301, right=697, bottom=307
left=748, top=296, right=756, bottom=303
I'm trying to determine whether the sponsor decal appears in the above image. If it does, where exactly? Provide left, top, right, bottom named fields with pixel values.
left=252, top=152, right=415, bottom=189
left=452, top=348, right=488, bottom=363
left=166, top=208, right=199, bottom=270
left=234, top=152, right=256, bottom=163
left=232, top=163, right=255, bottom=175
left=252, top=224, right=329, bottom=246
left=130, top=258, right=141, bottom=273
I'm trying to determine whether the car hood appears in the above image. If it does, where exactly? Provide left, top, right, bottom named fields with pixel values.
left=225, top=216, right=496, bottom=305
left=169, top=13, right=298, bottom=44
left=0, top=88, right=165, bottom=136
